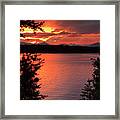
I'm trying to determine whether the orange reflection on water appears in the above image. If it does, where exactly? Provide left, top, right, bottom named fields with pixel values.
left=36, top=54, right=99, bottom=100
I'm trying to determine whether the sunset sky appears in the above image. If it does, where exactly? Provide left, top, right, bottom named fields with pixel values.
left=20, top=20, right=100, bottom=45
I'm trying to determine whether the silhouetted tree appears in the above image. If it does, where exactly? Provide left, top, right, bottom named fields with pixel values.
left=80, top=57, right=100, bottom=100
left=20, top=20, right=45, bottom=37
left=20, top=53, right=47, bottom=100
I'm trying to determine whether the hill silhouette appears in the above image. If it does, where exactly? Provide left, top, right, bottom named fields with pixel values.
left=20, top=44, right=100, bottom=53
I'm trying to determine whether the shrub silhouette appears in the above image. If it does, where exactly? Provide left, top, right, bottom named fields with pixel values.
left=80, top=57, right=100, bottom=100
left=20, top=53, right=47, bottom=100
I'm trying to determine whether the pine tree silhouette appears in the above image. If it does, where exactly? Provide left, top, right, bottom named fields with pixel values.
left=20, top=53, right=47, bottom=100
left=80, top=57, right=100, bottom=100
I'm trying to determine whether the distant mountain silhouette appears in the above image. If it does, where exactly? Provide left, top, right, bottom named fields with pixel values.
left=21, top=42, right=32, bottom=45
left=58, top=42, right=100, bottom=47
left=38, top=41, right=50, bottom=45
left=20, top=42, right=100, bottom=47
left=68, top=43, right=81, bottom=46
left=88, top=42, right=100, bottom=47
left=20, top=44, right=100, bottom=53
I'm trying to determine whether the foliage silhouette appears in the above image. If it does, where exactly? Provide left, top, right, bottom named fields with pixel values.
left=20, top=53, right=47, bottom=100
left=20, top=20, right=45, bottom=37
left=80, top=57, right=100, bottom=100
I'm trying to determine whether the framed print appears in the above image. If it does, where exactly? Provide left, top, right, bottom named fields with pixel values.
left=0, top=0, right=119, bottom=119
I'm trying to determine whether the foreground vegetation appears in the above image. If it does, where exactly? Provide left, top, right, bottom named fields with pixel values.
left=20, top=53, right=47, bottom=100
left=80, top=57, right=100, bottom=100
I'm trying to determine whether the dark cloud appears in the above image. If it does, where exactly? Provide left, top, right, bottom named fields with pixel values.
left=56, top=20, right=100, bottom=34
left=58, top=31, right=71, bottom=35
left=68, top=33, right=81, bottom=37
left=22, top=30, right=72, bottom=39
left=22, top=32, right=55, bottom=38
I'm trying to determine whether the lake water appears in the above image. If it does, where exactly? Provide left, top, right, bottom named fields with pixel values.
left=36, top=53, right=99, bottom=100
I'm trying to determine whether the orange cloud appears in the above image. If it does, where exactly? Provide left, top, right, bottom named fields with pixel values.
left=20, top=20, right=100, bottom=45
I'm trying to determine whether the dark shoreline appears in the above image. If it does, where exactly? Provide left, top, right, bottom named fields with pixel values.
left=20, top=44, right=100, bottom=53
